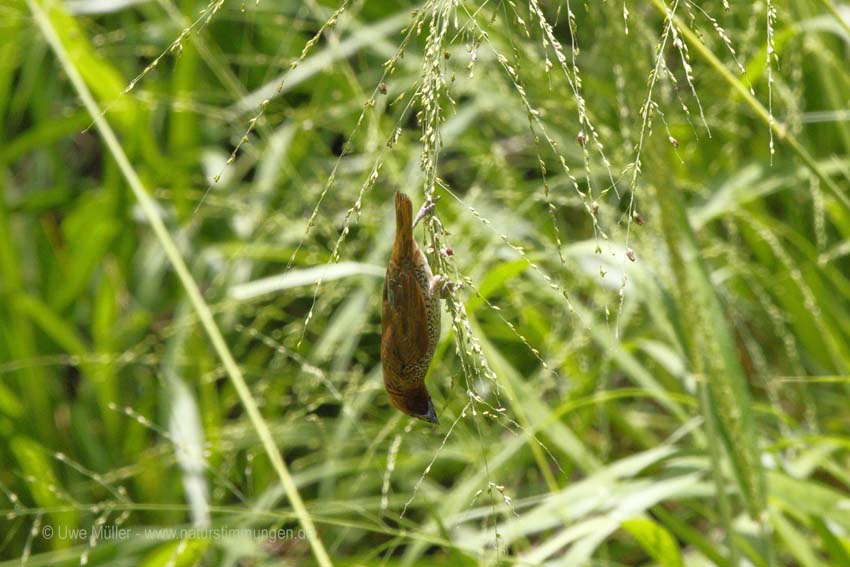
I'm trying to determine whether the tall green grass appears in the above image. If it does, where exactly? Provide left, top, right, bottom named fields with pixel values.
left=1, top=0, right=849, bottom=565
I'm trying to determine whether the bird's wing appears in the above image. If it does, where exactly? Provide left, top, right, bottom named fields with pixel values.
left=382, top=267, right=430, bottom=374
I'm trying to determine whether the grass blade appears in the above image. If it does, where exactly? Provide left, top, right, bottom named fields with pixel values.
left=24, top=1, right=333, bottom=564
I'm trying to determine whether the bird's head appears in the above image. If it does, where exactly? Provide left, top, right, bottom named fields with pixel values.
left=388, top=386, right=439, bottom=425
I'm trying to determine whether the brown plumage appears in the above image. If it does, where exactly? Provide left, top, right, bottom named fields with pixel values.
left=381, top=192, right=447, bottom=424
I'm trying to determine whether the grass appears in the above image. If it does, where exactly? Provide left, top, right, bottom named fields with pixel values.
left=1, top=0, right=850, bottom=565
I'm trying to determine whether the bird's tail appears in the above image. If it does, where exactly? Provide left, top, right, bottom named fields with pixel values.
left=393, top=191, right=414, bottom=256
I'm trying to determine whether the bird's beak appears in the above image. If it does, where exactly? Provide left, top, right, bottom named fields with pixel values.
left=417, top=400, right=439, bottom=425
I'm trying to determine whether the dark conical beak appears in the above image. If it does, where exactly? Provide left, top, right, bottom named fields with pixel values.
left=416, top=400, right=439, bottom=425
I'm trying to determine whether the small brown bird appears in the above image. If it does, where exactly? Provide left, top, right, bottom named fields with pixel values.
left=381, top=192, right=448, bottom=424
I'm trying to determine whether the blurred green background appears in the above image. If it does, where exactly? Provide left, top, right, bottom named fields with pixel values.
left=1, top=0, right=850, bottom=565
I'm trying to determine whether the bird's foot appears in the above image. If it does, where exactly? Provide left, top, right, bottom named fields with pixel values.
left=430, top=274, right=458, bottom=299
left=412, top=195, right=441, bottom=229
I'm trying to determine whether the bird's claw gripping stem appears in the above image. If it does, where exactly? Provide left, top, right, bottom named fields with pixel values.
left=413, top=195, right=441, bottom=229
left=429, top=274, right=458, bottom=299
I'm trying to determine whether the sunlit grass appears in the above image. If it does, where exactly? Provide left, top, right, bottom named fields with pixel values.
left=1, top=0, right=849, bottom=565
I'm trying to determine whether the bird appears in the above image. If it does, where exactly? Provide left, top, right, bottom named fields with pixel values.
left=381, top=191, right=449, bottom=425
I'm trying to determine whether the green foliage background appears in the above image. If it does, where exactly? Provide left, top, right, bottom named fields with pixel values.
left=1, top=0, right=850, bottom=565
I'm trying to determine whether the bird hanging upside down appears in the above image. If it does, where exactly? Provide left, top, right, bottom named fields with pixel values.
left=381, top=192, right=450, bottom=424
